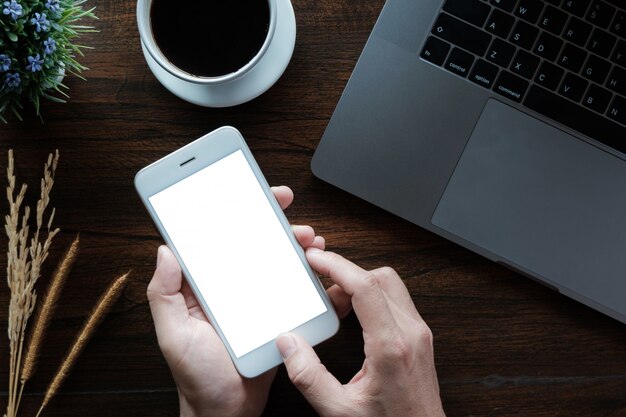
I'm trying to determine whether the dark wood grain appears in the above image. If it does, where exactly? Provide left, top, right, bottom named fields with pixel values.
left=1, top=0, right=625, bottom=416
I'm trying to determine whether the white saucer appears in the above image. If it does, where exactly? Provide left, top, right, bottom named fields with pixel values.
left=141, top=0, right=296, bottom=108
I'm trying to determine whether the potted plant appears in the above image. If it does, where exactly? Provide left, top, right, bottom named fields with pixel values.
left=0, top=0, right=97, bottom=122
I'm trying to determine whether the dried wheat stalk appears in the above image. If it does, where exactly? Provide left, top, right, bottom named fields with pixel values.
left=4, top=150, right=60, bottom=417
left=36, top=271, right=131, bottom=417
left=21, top=234, right=80, bottom=385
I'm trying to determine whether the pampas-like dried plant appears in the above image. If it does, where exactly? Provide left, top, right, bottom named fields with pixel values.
left=4, top=151, right=131, bottom=417
left=4, top=150, right=60, bottom=417
left=21, top=235, right=80, bottom=386
left=36, top=271, right=131, bottom=417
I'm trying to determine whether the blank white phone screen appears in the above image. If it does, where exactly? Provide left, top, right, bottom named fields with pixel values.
left=149, top=150, right=327, bottom=358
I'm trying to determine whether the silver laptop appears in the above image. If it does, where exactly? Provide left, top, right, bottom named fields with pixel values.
left=312, top=0, right=626, bottom=323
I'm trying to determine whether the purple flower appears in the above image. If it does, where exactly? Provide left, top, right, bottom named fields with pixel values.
left=0, top=54, right=10, bottom=72
left=30, top=12, right=50, bottom=33
left=2, top=0, right=23, bottom=20
left=3, top=72, right=21, bottom=90
left=45, top=0, right=61, bottom=13
left=26, top=54, right=44, bottom=72
left=43, top=37, right=56, bottom=55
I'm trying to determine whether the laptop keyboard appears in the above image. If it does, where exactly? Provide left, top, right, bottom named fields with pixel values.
left=421, top=0, right=626, bottom=154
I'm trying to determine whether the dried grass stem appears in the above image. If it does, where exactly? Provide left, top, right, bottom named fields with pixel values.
left=5, top=150, right=60, bottom=417
left=21, top=234, right=80, bottom=384
left=36, top=271, right=131, bottom=417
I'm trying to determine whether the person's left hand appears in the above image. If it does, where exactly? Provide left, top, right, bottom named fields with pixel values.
left=147, top=186, right=327, bottom=417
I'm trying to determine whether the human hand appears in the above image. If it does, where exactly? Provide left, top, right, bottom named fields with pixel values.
left=276, top=250, right=445, bottom=417
left=147, top=186, right=326, bottom=417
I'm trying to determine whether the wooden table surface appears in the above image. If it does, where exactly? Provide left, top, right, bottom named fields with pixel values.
left=2, top=0, right=626, bottom=416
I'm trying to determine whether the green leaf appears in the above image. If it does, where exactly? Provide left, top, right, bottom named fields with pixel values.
left=7, top=32, right=18, bottom=42
left=42, top=92, right=67, bottom=103
left=11, top=105, right=23, bottom=122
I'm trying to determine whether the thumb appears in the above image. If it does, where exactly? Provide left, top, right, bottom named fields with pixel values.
left=147, top=246, right=190, bottom=342
left=276, top=333, right=344, bottom=414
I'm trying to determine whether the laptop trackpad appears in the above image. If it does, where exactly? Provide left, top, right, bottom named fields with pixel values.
left=432, top=99, right=626, bottom=315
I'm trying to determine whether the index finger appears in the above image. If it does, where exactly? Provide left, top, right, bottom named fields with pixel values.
left=306, top=249, right=399, bottom=342
left=370, top=267, right=423, bottom=323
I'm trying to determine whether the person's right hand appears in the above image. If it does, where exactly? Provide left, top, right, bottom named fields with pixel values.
left=276, top=249, right=445, bottom=417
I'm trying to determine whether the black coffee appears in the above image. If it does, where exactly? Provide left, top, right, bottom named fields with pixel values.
left=150, top=0, right=270, bottom=77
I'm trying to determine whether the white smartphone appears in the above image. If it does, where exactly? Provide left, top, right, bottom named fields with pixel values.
left=135, top=126, right=339, bottom=378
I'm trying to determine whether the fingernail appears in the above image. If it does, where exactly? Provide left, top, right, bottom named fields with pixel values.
left=276, top=333, right=297, bottom=359
left=156, top=246, right=165, bottom=268
left=307, top=247, right=323, bottom=254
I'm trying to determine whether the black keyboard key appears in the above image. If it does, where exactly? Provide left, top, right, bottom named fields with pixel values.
left=582, top=54, right=611, bottom=84
left=603, top=0, right=625, bottom=8
left=611, top=10, right=625, bottom=38
left=559, top=43, right=588, bottom=72
left=445, top=47, right=475, bottom=77
left=511, top=49, right=540, bottom=78
left=564, top=17, right=593, bottom=47
left=606, top=65, right=626, bottom=96
left=469, top=59, right=500, bottom=88
left=524, top=85, right=626, bottom=154
left=535, top=31, right=564, bottom=61
left=486, top=38, right=516, bottom=67
left=539, top=6, right=568, bottom=35
left=535, top=61, right=565, bottom=89
left=491, top=0, right=517, bottom=13
left=587, top=28, right=617, bottom=58
left=432, top=13, right=493, bottom=56
left=559, top=72, right=589, bottom=101
left=443, top=0, right=491, bottom=27
left=583, top=84, right=613, bottom=113
left=421, top=36, right=451, bottom=66
left=607, top=95, right=626, bottom=125
left=612, top=39, right=625, bottom=67
left=515, top=0, right=544, bottom=24
left=561, top=0, right=591, bottom=18
left=586, top=1, right=616, bottom=29
left=486, top=9, right=515, bottom=38
left=494, top=70, right=529, bottom=102
left=510, top=20, right=540, bottom=49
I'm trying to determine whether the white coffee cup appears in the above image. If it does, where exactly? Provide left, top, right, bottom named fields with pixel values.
left=136, top=0, right=296, bottom=107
